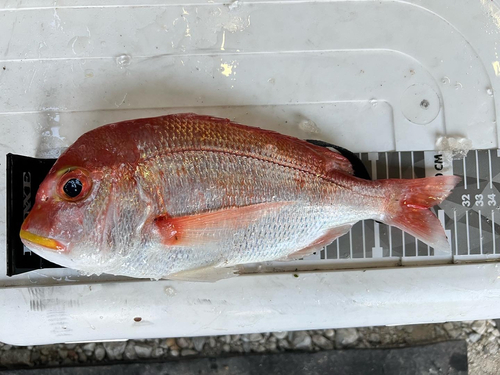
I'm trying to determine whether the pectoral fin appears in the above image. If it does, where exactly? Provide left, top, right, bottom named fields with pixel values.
left=154, top=202, right=292, bottom=246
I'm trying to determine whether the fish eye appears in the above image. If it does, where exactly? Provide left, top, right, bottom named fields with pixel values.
left=63, top=178, right=83, bottom=198
left=57, top=167, right=92, bottom=202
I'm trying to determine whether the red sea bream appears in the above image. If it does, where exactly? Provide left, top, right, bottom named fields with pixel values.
left=20, top=113, right=460, bottom=280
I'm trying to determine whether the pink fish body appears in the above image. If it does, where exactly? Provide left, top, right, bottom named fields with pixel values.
left=20, top=113, right=459, bottom=280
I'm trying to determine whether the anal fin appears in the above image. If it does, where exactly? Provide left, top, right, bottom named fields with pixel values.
left=282, top=224, right=353, bottom=261
left=164, top=266, right=241, bottom=282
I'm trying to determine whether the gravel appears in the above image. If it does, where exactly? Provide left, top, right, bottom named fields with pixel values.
left=81, top=343, right=95, bottom=352
left=271, top=331, right=288, bottom=340
left=57, top=349, right=68, bottom=360
left=277, top=339, right=290, bottom=350
left=103, top=342, right=127, bottom=360
left=366, top=333, right=378, bottom=342
left=324, top=329, right=335, bottom=339
left=312, top=334, right=334, bottom=350
left=78, top=352, right=87, bottom=362
left=335, top=328, right=359, bottom=347
left=94, top=345, right=105, bottom=361
left=123, top=342, right=137, bottom=360
left=2, top=320, right=500, bottom=374
left=291, top=331, right=312, bottom=350
left=472, top=321, right=488, bottom=335
left=469, top=333, right=482, bottom=344
left=241, top=333, right=263, bottom=342
left=0, top=349, right=32, bottom=367
left=180, top=349, right=197, bottom=356
left=176, top=338, right=191, bottom=349
left=192, top=337, right=206, bottom=352
left=134, top=344, right=153, bottom=359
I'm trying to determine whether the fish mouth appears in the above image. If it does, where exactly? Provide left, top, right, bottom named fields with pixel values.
left=20, top=230, right=66, bottom=251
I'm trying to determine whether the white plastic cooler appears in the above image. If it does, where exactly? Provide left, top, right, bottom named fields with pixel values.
left=1, top=0, right=500, bottom=345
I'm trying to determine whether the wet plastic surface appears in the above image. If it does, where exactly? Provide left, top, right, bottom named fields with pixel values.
left=1, top=0, right=500, bottom=344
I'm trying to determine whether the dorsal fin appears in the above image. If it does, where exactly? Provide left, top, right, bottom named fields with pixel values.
left=306, top=140, right=372, bottom=180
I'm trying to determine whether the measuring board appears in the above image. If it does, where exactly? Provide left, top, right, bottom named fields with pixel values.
left=283, top=149, right=500, bottom=267
left=6, top=150, right=500, bottom=277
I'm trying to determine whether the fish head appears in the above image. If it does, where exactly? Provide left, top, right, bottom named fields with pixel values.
left=20, top=125, right=140, bottom=270
left=19, top=164, right=103, bottom=268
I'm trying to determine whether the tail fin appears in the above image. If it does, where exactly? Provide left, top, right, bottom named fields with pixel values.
left=382, top=176, right=461, bottom=252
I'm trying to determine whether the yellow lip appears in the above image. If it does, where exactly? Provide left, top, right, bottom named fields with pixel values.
left=20, top=230, right=65, bottom=251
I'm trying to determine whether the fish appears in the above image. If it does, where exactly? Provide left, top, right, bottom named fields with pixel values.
left=20, top=113, right=460, bottom=281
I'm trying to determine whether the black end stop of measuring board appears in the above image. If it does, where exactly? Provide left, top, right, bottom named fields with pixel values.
left=6, top=154, right=63, bottom=276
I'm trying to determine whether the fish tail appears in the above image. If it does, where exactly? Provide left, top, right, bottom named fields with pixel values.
left=381, top=176, right=461, bottom=251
